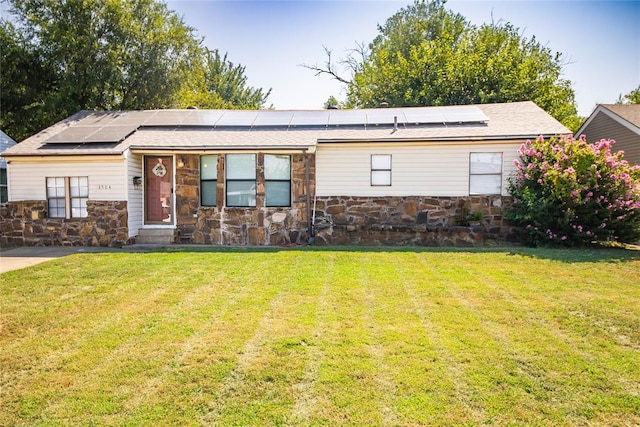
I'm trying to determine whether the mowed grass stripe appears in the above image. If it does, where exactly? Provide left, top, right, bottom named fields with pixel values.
left=122, top=252, right=302, bottom=425
left=414, top=252, right=640, bottom=425
left=453, top=256, right=640, bottom=424
left=198, top=251, right=327, bottom=425
left=359, top=253, right=467, bottom=425
left=1, top=248, right=639, bottom=426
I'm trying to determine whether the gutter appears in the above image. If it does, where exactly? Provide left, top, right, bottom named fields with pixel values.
left=316, top=133, right=570, bottom=144
left=129, top=145, right=317, bottom=152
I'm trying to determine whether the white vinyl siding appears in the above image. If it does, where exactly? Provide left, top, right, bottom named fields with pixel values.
left=7, top=157, right=126, bottom=201
left=126, top=152, right=143, bottom=237
left=316, top=142, right=519, bottom=197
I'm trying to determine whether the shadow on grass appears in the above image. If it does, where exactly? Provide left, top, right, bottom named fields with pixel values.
left=134, top=243, right=640, bottom=264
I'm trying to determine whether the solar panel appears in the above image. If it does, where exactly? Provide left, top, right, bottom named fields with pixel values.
left=83, top=125, right=138, bottom=143
left=109, top=111, right=156, bottom=125
left=215, top=110, right=260, bottom=127
left=403, top=108, right=445, bottom=124
left=181, top=110, right=226, bottom=126
left=439, top=106, right=488, bottom=123
left=144, top=111, right=189, bottom=126
left=75, top=112, right=122, bottom=126
left=44, top=104, right=490, bottom=145
left=366, top=108, right=408, bottom=126
left=252, top=111, right=295, bottom=127
left=45, top=127, right=100, bottom=144
left=290, top=111, right=330, bottom=127
left=328, top=109, right=367, bottom=126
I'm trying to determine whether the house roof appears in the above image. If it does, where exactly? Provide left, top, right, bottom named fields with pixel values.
left=2, top=101, right=570, bottom=157
left=0, top=130, right=18, bottom=168
left=576, top=104, right=640, bottom=138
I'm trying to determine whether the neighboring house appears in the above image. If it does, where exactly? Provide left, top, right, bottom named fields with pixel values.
left=576, top=104, right=640, bottom=165
left=0, top=130, right=18, bottom=203
left=0, top=101, right=569, bottom=247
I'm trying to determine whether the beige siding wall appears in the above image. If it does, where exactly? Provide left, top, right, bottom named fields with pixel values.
left=579, top=112, right=640, bottom=165
left=315, top=141, right=519, bottom=197
left=8, top=157, right=126, bottom=201
left=126, top=152, right=143, bottom=237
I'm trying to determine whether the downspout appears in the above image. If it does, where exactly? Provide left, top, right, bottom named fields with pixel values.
left=304, top=148, right=313, bottom=243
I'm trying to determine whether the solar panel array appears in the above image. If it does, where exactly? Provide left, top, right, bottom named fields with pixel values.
left=45, top=106, right=489, bottom=144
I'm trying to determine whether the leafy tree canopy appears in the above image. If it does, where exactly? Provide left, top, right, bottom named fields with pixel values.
left=1, top=0, right=270, bottom=141
left=616, top=85, right=640, bottom=104
left=184, top=49, right=271, bottom=110
left=307, top=0, right=580, bottom=130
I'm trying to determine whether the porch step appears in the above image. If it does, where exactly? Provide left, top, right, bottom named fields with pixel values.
left=136, top=229, right=176, bottom=245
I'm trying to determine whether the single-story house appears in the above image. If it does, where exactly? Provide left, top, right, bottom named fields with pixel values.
left=0, top=101, right=569, bottom=247
left=1, top=130, right=18, bottom=203
left=575, top=104, right=640, bottom=165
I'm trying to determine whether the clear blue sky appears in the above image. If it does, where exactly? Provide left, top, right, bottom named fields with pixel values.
left=167, top=0, right=639, bottom=117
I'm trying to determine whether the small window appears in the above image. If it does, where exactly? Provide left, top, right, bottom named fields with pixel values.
left=265, top=154, right=291, bottom=207
left=0, top=168, right=7, bottom=203
left=226, top=154, right=256, bottom=207
left=200, top=155, right=218, bottom=206
left=371, top=154, right=392, bottom=186
left=469, top=153, right=502, bottom=195
left=46, top=176, right=89, bottom=218
left=69, top=177, right=89, bottom=218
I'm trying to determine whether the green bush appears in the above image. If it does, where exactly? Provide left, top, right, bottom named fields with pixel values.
left=506, top=135, right=640, bottom=246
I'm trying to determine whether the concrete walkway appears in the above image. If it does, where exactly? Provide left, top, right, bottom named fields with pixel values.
left=0, top=246, right=157, bottom=274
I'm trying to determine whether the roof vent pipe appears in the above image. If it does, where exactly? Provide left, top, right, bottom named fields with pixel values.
left=394, top=115, right=398, bottom=131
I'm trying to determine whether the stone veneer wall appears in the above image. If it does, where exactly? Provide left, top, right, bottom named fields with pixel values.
left=174, top=153, right=314, bottom=245
left=0, top=200, right=128, bottom=247
left=312, top=195, right=516, bottom=246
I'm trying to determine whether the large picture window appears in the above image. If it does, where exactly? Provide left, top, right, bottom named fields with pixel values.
left=469, top=153, right=502, bottom=195
left=371, top=154, right=392, bottom=186
left=46, top=176, right=89, bottom=218
left=226, top=154, right=256, bottom=207
left=200, top=155, right=218, bottom=206
left=265, top=154, right=291, bottom=207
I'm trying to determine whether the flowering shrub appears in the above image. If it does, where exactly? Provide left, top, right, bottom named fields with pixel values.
left=506, top=135, right=640, bottom=246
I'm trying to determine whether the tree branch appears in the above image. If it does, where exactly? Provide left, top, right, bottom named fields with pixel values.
left=300, top=46, right=352, bottom=85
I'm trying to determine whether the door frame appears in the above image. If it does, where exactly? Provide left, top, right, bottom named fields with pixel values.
left=143, top=155, right=176, bottom=227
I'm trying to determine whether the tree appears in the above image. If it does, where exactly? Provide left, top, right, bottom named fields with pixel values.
left=506, top=135, right=640, bottom=247
left=0, top=20, right=57, bottom=141
left=616, top=85, right=640, bottom=104
left=323, top=96, right=341, bottom=109
left=1, top=0, right=271, bottom=141
left=307, top=0, right=580, bottom=130
left=184, top=49, right=271, bottom=110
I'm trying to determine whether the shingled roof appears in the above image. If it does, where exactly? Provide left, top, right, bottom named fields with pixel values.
left=2, top=101, right=570, bottom=157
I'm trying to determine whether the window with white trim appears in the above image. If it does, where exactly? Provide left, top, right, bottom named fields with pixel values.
left=0, top=168, right=7, bottom=203
left=469, top=153, right=502, bottom=195
left=371, top=154, right=392, bottom=186
left=226, top=154, right=256, bottom=207
left=46, top=176, right=89, bottom=218
left=200, top=155, right=218, bottom=206
left=265, top=154, right=291, bottom=207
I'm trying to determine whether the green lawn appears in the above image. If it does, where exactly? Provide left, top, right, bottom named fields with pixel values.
left=1, top=247, right=639, bottom=426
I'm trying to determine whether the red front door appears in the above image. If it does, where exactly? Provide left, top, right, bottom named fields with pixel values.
left=145, top=156, right=173, bottom=224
